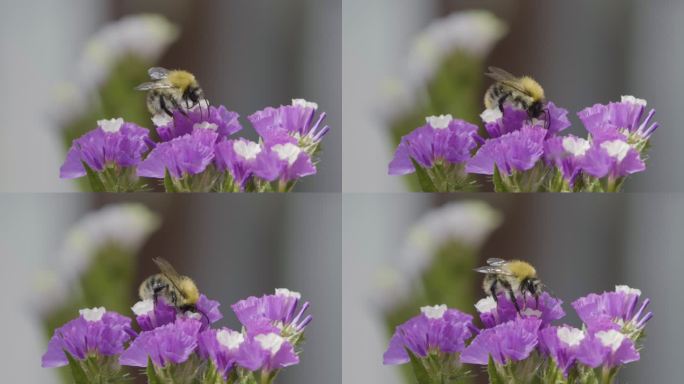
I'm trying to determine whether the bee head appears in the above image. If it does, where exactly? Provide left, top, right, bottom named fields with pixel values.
left=179, top=277, right=200, bottom=305
left=528, top=101, right=545, bottom=119
left=522, top=277, right=542, bottom=298
left=184, top=86, right=203, bottom=105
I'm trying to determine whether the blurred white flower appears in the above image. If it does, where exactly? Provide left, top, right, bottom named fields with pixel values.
left=380, top=10, right=506, bottom=122
left=398, top=200, right=502, bottom=282
left=53, top=14, right=178, bottom=125
left=31, top=269, right=69, bottom=317
left=78, top=14, right=179, bottom=93
left=376, top=201, right=502, bottom=311
left=407, top=10, right=507, bottom=88
left=58, top=203, right=161, bottom=284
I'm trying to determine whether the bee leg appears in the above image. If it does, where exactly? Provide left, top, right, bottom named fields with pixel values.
left=152, top=283, right=168, bottom=305
left=169, top=97, right=189, bottom=119
left=159, top=96, right=174, bottom=117
left=499, top=278, right=520, bottom=313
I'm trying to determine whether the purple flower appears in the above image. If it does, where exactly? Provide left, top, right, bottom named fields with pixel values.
left=388, top=115, right=480, bottom=175
left=480, top=102, right=569, bottom=138
left=248, top=99, right=329, bottom=145
left=466, top=125, right=546, bottom=176
left=137, top=128, right=218, bottom=179
left=154, top=104, right=242, bottom=142
left=214, top=139, right=262, bottom=189
left=578, top=140, right=645, bottom=180
left=544, top=135, right=591, bottom=186
left=475, top=292, right=565, bottom=329
left=460, top=317, right=541, bottom=365
left=572, top=285, right=652, bottom=332
left=196, top=294, right=223, bottom=325
left=578, top=96, right=658, bottom=141
left=480, top=106, right=528, bottom=138
left=198, top=328, right=244, bottom=379
left=538, top=326, right=585, bottom=376
left=42, top=307, right=133, bottom=368
left=231, top=289, right=312, bottom=336
left=383, top=305, right=474, bottom=365
left=132, top=299, right=177, bottom=332
left=119, top=317, right=202, bottom=368
left=234, top=333, right=300, bottom=372
left=60, top=118, right=150, bottom=178
left=251, top=142, right=317, bottom=183
left=575, top=329, right=640, bottom=368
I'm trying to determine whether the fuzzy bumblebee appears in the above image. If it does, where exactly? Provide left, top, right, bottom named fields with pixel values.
left=474, top=258, right=542, bottom=312
left=139, top=257, right=201, bottom=313
left=135, top=67, right=204, bottom=117
left=483, top=66, right=546, bottom=120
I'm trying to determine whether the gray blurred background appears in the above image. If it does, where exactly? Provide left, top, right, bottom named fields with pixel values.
left=0, top=194, right=341, bottom=383
left=343, top=194, right=682, bottom=382
left=343, top=0, right=683, bottom=192
left=0, top=0, right=341, bottom=192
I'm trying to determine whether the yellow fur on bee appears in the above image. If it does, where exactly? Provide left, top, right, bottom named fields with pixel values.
left=519, top=77, right=545, bottom=101
left=167, top=70, right=197, bottom=92
left=505, top=260, right=537, bottom=280
left=179, top=278, right=200, bottom=304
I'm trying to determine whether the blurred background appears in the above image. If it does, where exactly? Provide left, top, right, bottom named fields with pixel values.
left=343, top=0, right=684, bottom=192
left=0, top=0, right=341, bottom=192
left=343, top=194, right=683, bottom=382
left=0, top=194, right=341, bottom=383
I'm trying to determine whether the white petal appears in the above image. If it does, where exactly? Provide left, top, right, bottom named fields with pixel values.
left=98, top=118, right=124, bottom=133
left=131, top=299, right=154, bottom=316
left=80, top=307, right=106, bottom=322
left=425, top=114, right=453, bottom=129
left=420, top=304, right=447, bottom=319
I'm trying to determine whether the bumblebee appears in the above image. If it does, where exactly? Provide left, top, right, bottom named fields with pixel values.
left=139, top=258, right=200, bottom=313
left=135, top=67, right=205, bottom=117
left=484, top=66, right=546, bottom=120
left=474, top=258, right=542, bottom=312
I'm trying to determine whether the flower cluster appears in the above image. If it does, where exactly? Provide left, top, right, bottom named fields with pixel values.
left=42, top=289, right=312, bottom=384
left=60, top=99, right=330, bottom=192
left=384, top=286, right=652, bottom=383
left=389, top=96, right=659, bottom=192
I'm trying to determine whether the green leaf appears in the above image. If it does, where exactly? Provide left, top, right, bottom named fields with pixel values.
left=163, top=169, right=178, bottom=193
left=492, top=166, right=508, bottom=193
left=64, top=351, right=90, bottom=384
left=406, top=348, right=433, bottom=384
left=410, top=158, right=437, bottom=192
left=82, top=162, right=106, bottom=192
left=487, top=356, right=506, bottom=384
left=146, top=357, right=163, bottom=384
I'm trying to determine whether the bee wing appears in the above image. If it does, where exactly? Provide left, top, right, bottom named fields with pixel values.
left=485, top=67, right=528, bottom=94
left=135, top=81, right=173, bottom=91
left=153, top=258, right=184, bottom=288
left=486, top=258, right=508, bottom=266
left=486, top=67, right=518, bottom=82
left=148, top=67, right=170, bottom=80
left=474, top=265, right=514, bottom=276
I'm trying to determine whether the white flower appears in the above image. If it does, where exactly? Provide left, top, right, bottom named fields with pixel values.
left=563, top=136, right=591, bottom=157
left=521, top=308, right=542, bottom=318
left=557, top=327, right=585, bottom=347
left=193, top=122, right=218, bottom=131
left=59, top=203, right=161, bottom=283
left=621, top=95, right=647, bottom=107
left=426, top=115, right=453, bottom=129
left=217, top=330, right=244, bottom=350
left=272, top=143, right=302, bottom=166
left=615, top=285, right=642, bottom=296
left=275, top=288, right=301, bottom=299
left=233, top=140, right=262, bottom=161
left=255, top=333, right=285, bottom=355
left=420, top=304, right=447, bottom=319
left=475, top=296, right=497, bottom=314
left=480, top=108, right=503, bottom=124
left=601, top=140, right=631, bottom=162
left=31, top=270, right=69, bottom=316
left=132, top=299, right=154, bottom=316
left=292, top=99, right=318, bottom=110
left=152, top=114, right=173, bottom=127
left=80, top=307, right=106, bottom=322
left=596, top=330, right=626, bottom=352
left=98, top=118, right=124, bottom=133
left=407, top=10, right=507, bottom=87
